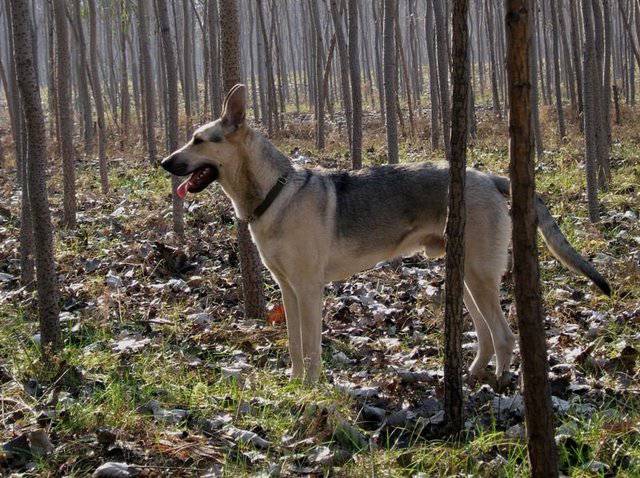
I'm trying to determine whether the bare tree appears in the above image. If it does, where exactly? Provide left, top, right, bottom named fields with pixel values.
left=219, top=0, right=266, bottom=322
left=444, top=0, right=470, bottom=434
left=506, top=1, right=559, bottom=475
left=348, top=0, right=363, bottom=169
left=138, top=0, right=158, bottom=166
left=53, top=0, right=76, bottom=228
left=582, top=0, right=601, bottom=222
left=87, top=0, right=109, bottom=194
left=433, top=0, right=452, bottom=159
left=383, top=0, right=398, bottom=163
left=9, top=0, right=61, bottom=354
left=155, top=0, right=184, bottom=236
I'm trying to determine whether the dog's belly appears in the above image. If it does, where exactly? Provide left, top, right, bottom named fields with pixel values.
left=325, top=226, right=441, bottom=281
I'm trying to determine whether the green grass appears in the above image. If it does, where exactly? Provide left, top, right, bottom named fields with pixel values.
left=1, top=108, right=639, bottom=476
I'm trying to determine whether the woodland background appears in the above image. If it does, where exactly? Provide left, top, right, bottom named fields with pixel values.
left=0, top=0, right=639, bottom=476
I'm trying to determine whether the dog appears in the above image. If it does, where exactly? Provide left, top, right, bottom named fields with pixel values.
left=161, top=84, right=611, bottom=385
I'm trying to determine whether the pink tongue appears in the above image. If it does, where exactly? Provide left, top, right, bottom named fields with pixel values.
left=176, top=179, right=190, bottom=199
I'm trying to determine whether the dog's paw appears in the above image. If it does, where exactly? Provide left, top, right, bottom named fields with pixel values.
left=494, top=371, right=516, bottom=393
left=465, top=369, right=489, bottom=388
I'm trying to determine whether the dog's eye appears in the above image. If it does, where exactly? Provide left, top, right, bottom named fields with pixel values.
left=193, top=136, right=204, bottom=145
left=211, top=135, right=222, bottom=143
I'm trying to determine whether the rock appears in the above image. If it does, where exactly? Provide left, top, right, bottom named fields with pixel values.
left=0, top=272, right=16, bottom=282
left=307, top=446, right=352, bottom=467
left=3, top=433, right=31, bottom=459
left=552, top=396, right=570, bottom=414
left=550, top=363, right=572, bottom=374
left=426, top=410, right=445, bottom=426
left=361, top=405, right=386, bottom=425
left=332, top=351, right=354, bottom=365
left=336, top=382, right=378, bottom=399
left=111, top=336, right=151, bottom=354
left=200, top=414, right=233, bottom=435
left=492, top=393, right=524, bottom=419
left=469, top=384, right=496, bottom=409
left=505, top=423, right=526, bottom=441
left=415, top=397, right=442, bottom=417
left=105, top=271, right=123, bottom=289
left=332, top=419, right=368, bottom=450
left=96, top=428, right=117, bottom=446
left=225, top=426, right=270, bottom=449
left=188, top=312, right=213, bottom=326
left=585, top=460, right=609, bottom=473
left=93, top=462, right=138, bottom=477
left=143, top=400, right=189, bottom=424
left=397, top=370, right=431, bottom=384
left=220, top=367, right=243, bottom=381
left=622, top=210, right=638, bottom=221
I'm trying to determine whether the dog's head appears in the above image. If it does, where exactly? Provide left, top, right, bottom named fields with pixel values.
left=161, top=84, right=249, bottom=199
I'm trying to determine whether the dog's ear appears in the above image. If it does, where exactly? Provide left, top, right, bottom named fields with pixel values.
left=222, top=84, right=246, bottom=127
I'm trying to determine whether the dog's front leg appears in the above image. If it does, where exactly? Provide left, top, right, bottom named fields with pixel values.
left=278, top=281, right=305, bottom=380
left=296, top=283, right=324, bottom=385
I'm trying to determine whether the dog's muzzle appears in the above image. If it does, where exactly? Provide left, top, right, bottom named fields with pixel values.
left=161, top=152, right=190, bottom=176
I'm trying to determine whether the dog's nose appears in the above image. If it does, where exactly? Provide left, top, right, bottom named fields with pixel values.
left=160, top=152, right=186, bottom=175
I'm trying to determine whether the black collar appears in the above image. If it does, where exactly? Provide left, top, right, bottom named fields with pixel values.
left=249, top=175, right=288, bottom=222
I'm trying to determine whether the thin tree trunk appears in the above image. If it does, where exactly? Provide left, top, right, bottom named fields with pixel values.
left=582, top=0, right=601, bottom=222
left=383, top=0, right=398, bottom=163
left=155, top=0, right=184, bottom=236
left=550, top=0, right=567, bottom=140
left=53, top=0, right=76, bottom=228
left=219, top=0, right=266, bottom=322
left=444, top=0, right=469, bottom=435
left=348, top=0, right=363, bottom=169
left=87, top=0, right=109, bottom=194
left=433, top=0, right=452, bottom=159
left=425, top=4, right=441, bottom=150
left=9, top=0, right=61, bottom=354
left=329, top=0, right=353, bottom=146
left=138, top=0, right=158, bottom=166
left=506, top=2, right=559, bottom=475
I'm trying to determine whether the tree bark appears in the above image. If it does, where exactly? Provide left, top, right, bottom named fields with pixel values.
left=383, top=0, right=398, bottom=163
left=9, top=0, right=61, bottom=354
left=137, top=0, right=158, bottom=166
left=329, top=0, right=353, bottom=147
left=444, top=0, right=469, bottom=435
left=550, top=0, right=567, bottom=140
left=219, top=0, right=266, bottom=322
left=87, top=0, right=109, bottom=194
left=348, top=0, right=363, bottom=169
left=53, top=0, right=76, bottom=228
left=155, top=0, right=184, bottom=236
left=582, top=0, right=602, bottom=222
left=433, top=0, right=452, bottom=159
left=506, top=2, right=559, bottom=475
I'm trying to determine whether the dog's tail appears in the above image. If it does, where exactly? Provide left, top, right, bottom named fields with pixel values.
left=491, top=175, right=611, bottom=296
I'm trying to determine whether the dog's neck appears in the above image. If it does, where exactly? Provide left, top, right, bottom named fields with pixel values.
left=220, top=128, right=294, bottom=221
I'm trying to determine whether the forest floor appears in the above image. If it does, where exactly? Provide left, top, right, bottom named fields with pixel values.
left=0, top=108, right=639, bottom=477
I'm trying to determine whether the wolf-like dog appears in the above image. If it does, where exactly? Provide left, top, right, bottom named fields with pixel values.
left=161, top=84, right=611, bottom=385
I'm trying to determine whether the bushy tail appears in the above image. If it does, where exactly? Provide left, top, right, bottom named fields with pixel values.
left=491, top=176, right=611, bottom=296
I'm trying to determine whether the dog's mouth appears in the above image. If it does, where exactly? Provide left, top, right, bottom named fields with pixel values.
left=176, top=165, right=218, bottom=199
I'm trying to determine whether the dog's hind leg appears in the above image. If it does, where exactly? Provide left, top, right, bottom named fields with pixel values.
left=464, top=268, right=516, bottom=380
left=294, top=282, right=324, bottom=385
left=463, top=284, right=494, bottom=378
left=276, top=279, right=305, bottom=380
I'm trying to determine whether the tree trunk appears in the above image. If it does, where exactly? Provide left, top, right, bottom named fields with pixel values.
left=484, top=0, right=502, bottom=120
left=219, top=0, right=266, bottom=322
left=118, top=0, right=131, bottom=142
left=444, top=0, right=469, bottom=435
left=329, top=0, right=353, bottom=147
left=550, top=0, right=567, bottom=140
left=383, top=0, right=398, bottom=163
left=582, top=0, right=601, bottom=222
left=87, top=0, right=109, bottom=194
left=348, top=0, right=363, bottom=169
left=138, top=0, right=158, bottom=166
left=155, top=0, right=184, bottom=236
left=425, top=5, right=441, bottom=150
left=9, top=0, right=61, bottom=354
left=433, top=0, right=452, bottom=159
left=53, top=0, right=76, bottom=228
left=506, top=2, right=559, bottom=476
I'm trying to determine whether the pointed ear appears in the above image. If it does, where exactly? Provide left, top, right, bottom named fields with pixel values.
left=222, top=84, right=247, bottom=127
